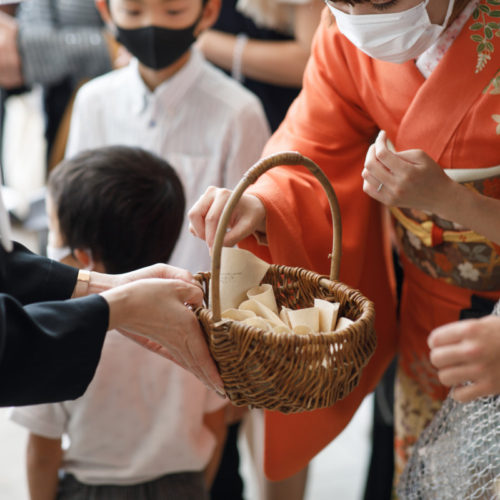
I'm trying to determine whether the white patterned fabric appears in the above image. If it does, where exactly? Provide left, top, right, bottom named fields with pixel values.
left=416, top=0, right=480, bottom=78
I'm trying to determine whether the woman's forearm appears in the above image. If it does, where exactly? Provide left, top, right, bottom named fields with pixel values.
left=199, top=1, right=323, bottom=87
left=436, top=181, right=500, bottom=245
left=71, top=270, right=114, bottom=299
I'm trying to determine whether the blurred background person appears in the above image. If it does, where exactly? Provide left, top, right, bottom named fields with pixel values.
left=0, top=0, right=123, bottom=255
left=198, top=0, right=323, bottom=131
left=0, top=0, right=118, bottom=167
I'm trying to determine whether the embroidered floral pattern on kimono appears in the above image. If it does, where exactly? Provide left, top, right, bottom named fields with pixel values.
left=394, top=366, right=445, bottom=483
left=493, top=114, right=500, bottom=133
left=469, top=0, right=500, bottom=73
left=484, top=69, right=500, bottom=93
left=394, top=174, right=500, bottom=292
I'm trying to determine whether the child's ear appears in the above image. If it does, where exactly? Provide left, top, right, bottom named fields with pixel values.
left=73, top=248, right=94, bottom=271
left=195, top=0, right=221, bottom=36
left=95, top=0, right=113, bottom=26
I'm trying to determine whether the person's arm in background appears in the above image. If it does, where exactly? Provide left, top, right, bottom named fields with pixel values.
left=26, top=433, right=62, bottom=500
left=0, top=10, right=23, bottom=88
left=197, top=0, right=324, bottom=87
left=203, top=406, right=228, bottom=488
left=0, top=0, right=113, bottom=89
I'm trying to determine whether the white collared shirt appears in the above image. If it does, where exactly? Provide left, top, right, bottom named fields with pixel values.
left=66, top=48, right=271, bottom=273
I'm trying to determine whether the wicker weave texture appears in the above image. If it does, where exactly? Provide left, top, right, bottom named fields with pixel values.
left=196, top=265, right=376, bottom=414
left=194, top=151, right=376, bottom=413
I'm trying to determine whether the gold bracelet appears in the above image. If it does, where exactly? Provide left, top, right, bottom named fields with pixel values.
left=73, top=269, right=91, bottom=298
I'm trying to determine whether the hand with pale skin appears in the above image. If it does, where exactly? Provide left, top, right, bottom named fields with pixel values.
left=188, top=186, right=267, bottom=251
left=72, top=263, right=225, bottom=395
left=362, top=130, right=500, bottom=244
left=84, top=262, right=198, bottom=293
left=428, top=315, right=500, bottom=402
left=0, top=11, right=23, bottom=88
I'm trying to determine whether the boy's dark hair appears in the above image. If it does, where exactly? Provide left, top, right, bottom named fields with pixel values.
left=48, top=146, right=185, bottom=274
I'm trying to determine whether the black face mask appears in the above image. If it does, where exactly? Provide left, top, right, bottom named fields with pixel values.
left=115, top=18, right=200, bottom=70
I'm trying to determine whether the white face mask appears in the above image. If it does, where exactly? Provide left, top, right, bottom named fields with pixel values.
left=326, top=0, right=456, bottom=64
left=46, top=244, right=73, bottom=262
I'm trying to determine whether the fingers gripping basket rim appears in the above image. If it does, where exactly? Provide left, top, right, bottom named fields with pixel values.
left=194, top=151, right=376, bottom=414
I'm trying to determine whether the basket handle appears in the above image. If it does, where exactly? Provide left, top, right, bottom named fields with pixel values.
left=210, top=151, right=342, bottom=321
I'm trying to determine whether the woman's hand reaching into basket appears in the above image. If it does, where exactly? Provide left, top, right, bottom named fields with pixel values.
left=188, top=186, right=267, bottom=250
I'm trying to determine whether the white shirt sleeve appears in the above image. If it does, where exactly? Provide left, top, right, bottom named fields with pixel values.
left=222, top=100, right=271, bottom=190
left=9, top=403, right=68, bottom=439
left=65, top=84, right=102, bottom=158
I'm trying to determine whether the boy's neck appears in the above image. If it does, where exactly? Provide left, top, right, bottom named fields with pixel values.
left=138, top=50, right=192, bottom=91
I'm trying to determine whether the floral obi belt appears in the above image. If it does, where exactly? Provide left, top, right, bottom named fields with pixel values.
left=392, top=166, right=500, bottom=291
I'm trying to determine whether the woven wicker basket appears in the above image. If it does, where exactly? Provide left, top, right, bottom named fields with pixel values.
left=195, top=151, right=376, bottom=414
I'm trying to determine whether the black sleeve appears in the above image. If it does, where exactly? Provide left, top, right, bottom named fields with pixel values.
left=0, top=293, right=109, bottom=406
left=0, top=242, right=109, bottom=406
left=0, top=242, right=78, bottom=304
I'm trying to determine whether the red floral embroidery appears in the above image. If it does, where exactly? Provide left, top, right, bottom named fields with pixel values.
left=482, top=178, right=500, bottom=198
left=435, top=252, right=454, bottom=273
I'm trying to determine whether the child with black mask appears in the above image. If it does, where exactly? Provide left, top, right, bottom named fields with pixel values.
left=10, top=146, right=227, bottom=500
left=65, top=0, right=270, bottom=277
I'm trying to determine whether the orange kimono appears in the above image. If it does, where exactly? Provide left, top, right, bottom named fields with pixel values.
left=240, top=2, right=500, bottom=482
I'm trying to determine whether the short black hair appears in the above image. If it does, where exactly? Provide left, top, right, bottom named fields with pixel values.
left=48, top=146, right=185, bottom=274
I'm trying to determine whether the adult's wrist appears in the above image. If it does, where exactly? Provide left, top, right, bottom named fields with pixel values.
left=247, top=194, right=267, bottom=234
left=71, top=269, right=91, bottom=298
left=71, top=270, right=118, bottom=298
left=100, top=282, right=135, bottom=331
left=433, top=180, right=469, bottom=225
